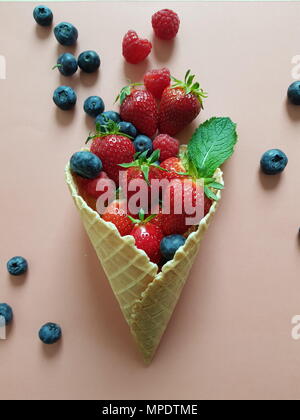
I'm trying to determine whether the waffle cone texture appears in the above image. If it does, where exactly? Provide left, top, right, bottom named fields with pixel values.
left=65, top=154, right=223, bottom=363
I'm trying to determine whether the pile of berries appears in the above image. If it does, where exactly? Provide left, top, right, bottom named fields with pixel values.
left=70, top=65, right=212, bottom=266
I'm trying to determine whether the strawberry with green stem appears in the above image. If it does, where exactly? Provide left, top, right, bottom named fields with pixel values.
left=118, top=149, right=166, bottom=214
left=158, top=69, right=207, bottom=136
left=116, top=84, right=158, bottom=138
left=128, top=209, right=163, bottom=264
left=86, top=120, right=135, bottom=184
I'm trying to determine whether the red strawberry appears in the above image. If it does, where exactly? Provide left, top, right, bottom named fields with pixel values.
left=119, top=150, right=163, bottom=214
left=153, top=134, right=179, bottom=162
left=88, top=121, right=135, bottom=184
left=129, top=212, right=163, bottom=264
left=160, top=177, right=205, bottom=233
left=117, top=85, right=158, bottom=137
left=151, top=205, right=187, bottom=236
left=122, top=30, right=152, bottom=64
left=144, top=68, right=171, bottom=99
left=102, top=200, right=134, bottom=237
left=76, top=171, right=110, bottom=200
left=158, top=70, right=207, bottom=135
left=152, top=9, right=180, bottom=40
left=160, top=157, right=187, bottom=181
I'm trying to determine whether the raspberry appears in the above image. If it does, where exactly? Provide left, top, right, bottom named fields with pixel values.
left=144, top=68, right=171, bottom=99
left=153, top=134, right=179, bottom=162
left=151, top=9, right=180, bottom=40
left=122, top=30, right=152, bottom=64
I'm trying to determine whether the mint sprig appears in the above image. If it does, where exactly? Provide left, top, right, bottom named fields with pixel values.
left=187, top=117, right=237, bottom=178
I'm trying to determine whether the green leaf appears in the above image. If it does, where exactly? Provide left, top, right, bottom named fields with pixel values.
left=204, top=186, right=219, bottom=201
left=187, top=117, right=237, bottom=178
left=206, top=182, right=224, bottom=190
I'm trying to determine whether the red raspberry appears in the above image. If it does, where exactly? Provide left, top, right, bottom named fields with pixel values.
left=144, top=68, right=171, bottom=99
left=122, top=30, right=152, bottom=64
left=151, top=9, right=180, bottom=40
left=76, top=171, right=110, bottom=200
left=153, top=134, right=179, bottom=162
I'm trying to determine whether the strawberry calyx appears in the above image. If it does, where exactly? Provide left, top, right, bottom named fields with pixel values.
left=171, top=69, right=208, bottom=106
left=119, top=149, right=166, bottom=184
left=115, top=82, right=143, bottom=105
left=127, top=208, right=156, bottom=225
left=85, top=119, right=133, bottom=144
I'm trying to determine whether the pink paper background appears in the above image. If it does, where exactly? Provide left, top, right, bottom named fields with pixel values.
left=1, top=1, right=300, bottom=400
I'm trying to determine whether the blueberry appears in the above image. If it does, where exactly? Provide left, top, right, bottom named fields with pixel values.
left=33, top=5, right=53, bottom=26
left=96, top=111, right=121, bottom=125
left=7, top=256, right=28, bottom=276
left=95, top=111, right=121, bottom=132
left=39, top=322, right=62, bottom=344
left=78, top=50, right=100, bottom=73
left=53, top=86, right=77, bottom=110
left=160, top=235, right=186, bottom=261
left=0, top=303, right=13, bottom=325
left=84, top=96, right=105, bottom=118
left=70, top=151, right=102, bottom=179
left=260, top=149, right=288, bottom=175
left=54, top=53, right=78, bottom=77
left=118, top=121, right=137, bottom=138
left=134, top=135, right=153, bottom=156
left=54, top=22, right=78, bottom=46
left=287, top=81, right=300, bottom=105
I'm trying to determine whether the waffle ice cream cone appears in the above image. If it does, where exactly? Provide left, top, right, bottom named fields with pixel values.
left=65, top=150, right=223, bottom=363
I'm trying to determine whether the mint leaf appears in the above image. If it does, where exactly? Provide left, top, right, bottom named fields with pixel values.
left=187, top=117, right=237, bottom=177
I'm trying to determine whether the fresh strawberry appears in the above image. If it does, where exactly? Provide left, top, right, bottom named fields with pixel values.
left=129, top=211, right=163, bottom=264
left=153, top=134, right=179, bottom=162
left=117, top=85, right=158, bottom=138
left=76, top=171, right=110, bottom=200
left=143, top=68, right=171, bottom=99
left=152, top=9, right=180, bottom=40
left=88, top=121, right=135, bottom=184
left=122, top=30, right=152, bottom=64
left=160, top=157, right=187, bottom=181
left=160, top=177, right=205, bottom=234
left=102, top=200, right=134, bottom=236
left=158, top=70, right=207, bottom=135
left=119, top=150, right=163, bottom=214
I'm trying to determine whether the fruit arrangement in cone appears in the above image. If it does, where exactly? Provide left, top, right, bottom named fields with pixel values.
left=65, top=66, right=237, bottom=362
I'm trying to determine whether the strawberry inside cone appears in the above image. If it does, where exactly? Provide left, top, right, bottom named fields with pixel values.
left=118, top=149, right=165, bottom=215
left=128, top=209, right=164, bottom=265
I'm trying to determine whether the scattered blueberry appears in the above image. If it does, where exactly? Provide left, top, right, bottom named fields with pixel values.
left=0, top=303, right=13, bottom=325
left=53, top=86, right=77, bottom=110
left=33, top=5, right=53, bottom=26
left=70, top=151, right=102, bottom=179
left=78, top=50, right=100, bottom=73
left=54, top=53, right=78, bottom=77
left=118, top=121, right=137, bottom=138
left=84, top=96, right=105, bottom=118
left=287, top=81, right=300, bottom=105
left=134, top=135, right=153, bottom=156
left=160, top=235, right=186, bottom=261
left=54, top=22, right=78, bottom=46
left=39, top=322, right=62, bottom=344
left=260, top=149, right=288, bottom=175
left=7, top=256, right=28, bottom=276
